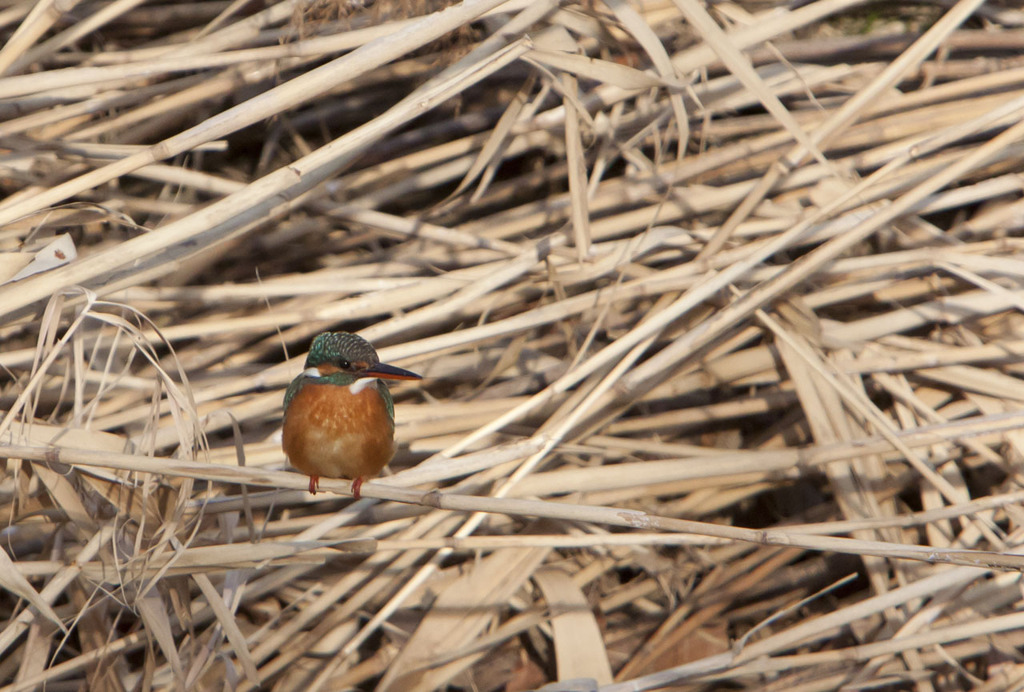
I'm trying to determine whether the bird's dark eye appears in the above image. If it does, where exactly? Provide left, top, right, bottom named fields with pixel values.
left=337, top=359, right=351, bottom=370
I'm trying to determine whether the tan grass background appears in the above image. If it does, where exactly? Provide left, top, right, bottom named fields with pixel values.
left=3, top=0, right=1024, bottom=689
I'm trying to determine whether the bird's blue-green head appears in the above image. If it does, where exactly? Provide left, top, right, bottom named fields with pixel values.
left=306, top=332, right=380, bottom=373
left=285, top=332, right=421, bottom=412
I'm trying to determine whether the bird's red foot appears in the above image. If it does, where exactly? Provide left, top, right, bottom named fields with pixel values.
left=308, top=475, right=320, bottom=495
left=352, top=476, right=364, bottom=500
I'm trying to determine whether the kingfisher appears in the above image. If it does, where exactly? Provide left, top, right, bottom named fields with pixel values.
left=282, top=331, right=421, bottom=498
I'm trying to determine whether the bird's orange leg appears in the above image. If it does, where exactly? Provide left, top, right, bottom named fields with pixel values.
left=308, top=475, right=320, bottom=495
left=351, top=476, right=365, bottom=500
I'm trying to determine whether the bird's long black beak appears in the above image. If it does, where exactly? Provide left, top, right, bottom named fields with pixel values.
left=364, top=363, right=422, bottom=380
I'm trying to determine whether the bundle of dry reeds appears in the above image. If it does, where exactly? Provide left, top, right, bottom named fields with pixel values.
left=3, top=0, right=1024, bottom=688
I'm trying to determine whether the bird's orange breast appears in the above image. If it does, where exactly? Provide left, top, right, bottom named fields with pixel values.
left=282, top=381, right=396, bottom=482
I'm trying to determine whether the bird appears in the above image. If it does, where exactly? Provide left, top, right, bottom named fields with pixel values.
left=282, top=331, right=421, bottom=498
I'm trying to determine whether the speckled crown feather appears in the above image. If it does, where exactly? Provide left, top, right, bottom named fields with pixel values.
left=304, top=332, right=380, bottom=367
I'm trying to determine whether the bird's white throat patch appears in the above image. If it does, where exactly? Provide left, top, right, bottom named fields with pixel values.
left=349, top=377, right=377, bottom=395
left=301, top=368, right=375, bottom=394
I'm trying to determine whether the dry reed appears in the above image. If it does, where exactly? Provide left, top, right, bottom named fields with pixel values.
left=3, top=0, right=1024, bottom=689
